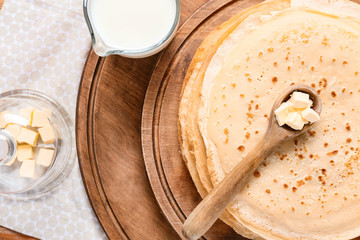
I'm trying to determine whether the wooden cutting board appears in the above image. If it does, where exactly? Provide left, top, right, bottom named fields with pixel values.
left=0, top=226, right=39, bottom=240
left=76, top=0, right=253, bottom=239
left=141, top=0, right=262, bottom=239
left=76, top=1, right=205, bottom=239
left=77, top=0, right=360, bottom=239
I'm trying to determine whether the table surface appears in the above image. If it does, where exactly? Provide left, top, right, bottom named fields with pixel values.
left=76, top=0, right=213, bottom=238
left=1, top=0, right=34, bottom=237
left=0, top=0, right=208, bottom=238
left=0, top=0, right=47, bottom=239
left=0, top=4, right=34, bottom=238
left=3, top=0, right=360, bottom=239
left=0, top=0, right=29, bottom=238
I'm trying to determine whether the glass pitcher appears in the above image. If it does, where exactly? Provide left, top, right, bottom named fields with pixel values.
left=83, top=0, right=181, bottom=58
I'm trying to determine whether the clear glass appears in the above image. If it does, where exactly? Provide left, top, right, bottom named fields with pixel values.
left=0, top=129, right=16, bottom=166
left=83, top=0, right=180, bottom=58
left=0, top=89, right=76, bottom=200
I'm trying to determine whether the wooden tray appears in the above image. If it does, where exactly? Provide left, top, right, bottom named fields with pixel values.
left=77, top=0, right=257, bottom=239
left=141, top=0, right=260, bottom=239
left=76, top=1, right=205, bottom=239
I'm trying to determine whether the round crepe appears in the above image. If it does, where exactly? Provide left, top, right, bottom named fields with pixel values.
left=179, top=0, right=360, bottom=239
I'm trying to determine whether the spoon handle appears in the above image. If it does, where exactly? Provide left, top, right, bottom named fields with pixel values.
left=182, top=136, right=275, bottom=240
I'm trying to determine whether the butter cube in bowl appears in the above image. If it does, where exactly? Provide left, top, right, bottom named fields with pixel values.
left=0, top=89, right=75, bottom=199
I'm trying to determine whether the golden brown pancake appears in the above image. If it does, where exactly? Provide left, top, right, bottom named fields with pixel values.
left=179, top=0, right=360, bottom=239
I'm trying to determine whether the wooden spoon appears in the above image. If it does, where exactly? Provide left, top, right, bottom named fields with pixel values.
left=182, top=84, right=322, bottom=240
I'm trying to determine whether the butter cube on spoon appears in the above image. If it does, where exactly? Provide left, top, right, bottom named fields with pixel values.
left=290, top=91, right=312, bottom=109
left=274, top=102, right=293, bottom=126
left=301, top=108, right=320, bottom=123
left=284, top=112, right=305, bottom=130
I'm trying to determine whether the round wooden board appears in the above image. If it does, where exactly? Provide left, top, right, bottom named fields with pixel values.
left=77, top=51, right=180, bottom=239
left=76, top=0, right=207, bottom=239
left=141, top=0, right=262, bottom=239
left=77, top=0, right=261, bottom=239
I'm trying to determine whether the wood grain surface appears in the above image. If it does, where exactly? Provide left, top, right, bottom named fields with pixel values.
left=0, top=226, right=39, bottom=240
left=78, top=51, right=180, bottom=240
left=75, top=0, right=360, bottom=240
left=76, top=0, right=210, bottom=239
left=140, top=1, right=360, bottom=239
left=141, top=0, right=260, bottom=239
left=77, top=0, right=279, bottom=239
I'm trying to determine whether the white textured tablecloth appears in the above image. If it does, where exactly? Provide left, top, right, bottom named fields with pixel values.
left=0, top=0, right=107, bottom=239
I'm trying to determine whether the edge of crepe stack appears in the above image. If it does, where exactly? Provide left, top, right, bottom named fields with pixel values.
left=178, top=0, right=360, bottom=239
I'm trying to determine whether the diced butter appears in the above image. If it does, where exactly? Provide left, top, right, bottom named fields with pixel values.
left=302, top=108, right=320, bottom=123
left=41, top=108, right=52, bottom=118
left=38, top=125, right=55, bottom=144
left=16, top=144, right=33, bottom=162
left=0, top=112, right=13, bottom=128
left=37, top=148, right=55, bottom=167
left=0, top=112, right=29, bottom=127
left=5, top=124, right=21, bottom=139
left=275, top=91, right=320, bottom=130
left=4, top=157, right=16, bottom=166
left=19, top=107, right=35, bottom=123
left=17, top=127, right=39, bottom=147
left=290, top=91, right=312, bottom=109
left=31, top=110, right=50, bottom=128
left=285, top=112, right=305, bottom=130
left=19, top=160, right=36, bottom=179
left=274, top=102, right=293, bottom=126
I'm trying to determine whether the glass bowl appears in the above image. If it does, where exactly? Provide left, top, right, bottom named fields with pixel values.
left=0, top=89, right=76, bottom=199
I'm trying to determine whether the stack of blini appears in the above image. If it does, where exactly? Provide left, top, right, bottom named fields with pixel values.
left=178, top=0, right=360, bottom=239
